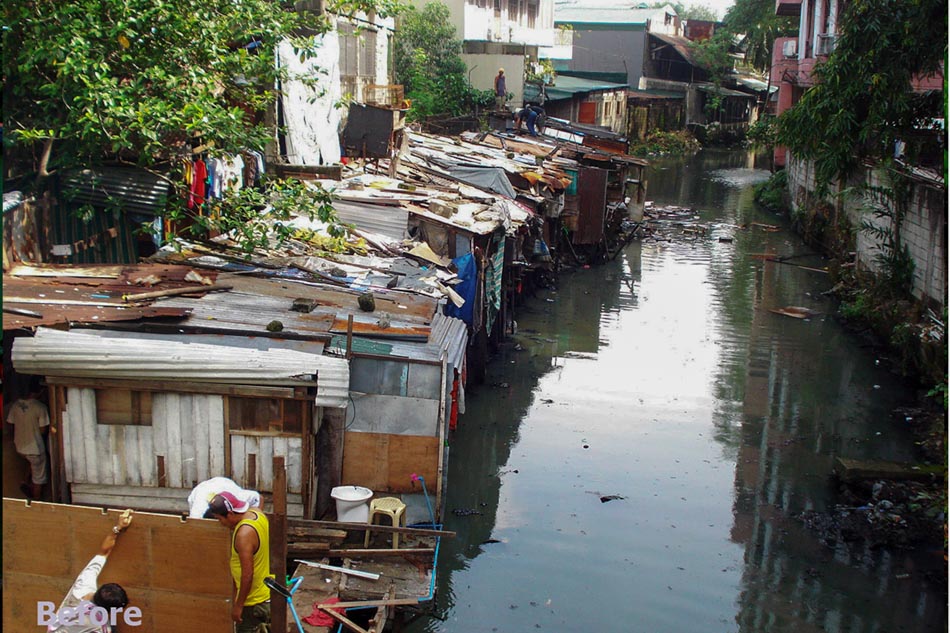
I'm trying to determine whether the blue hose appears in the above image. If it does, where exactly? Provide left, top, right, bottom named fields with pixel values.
left=412, top=474, right=436, bottom=527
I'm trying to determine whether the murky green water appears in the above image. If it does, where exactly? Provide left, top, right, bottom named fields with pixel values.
left=412, top=149, right=946, bottom=633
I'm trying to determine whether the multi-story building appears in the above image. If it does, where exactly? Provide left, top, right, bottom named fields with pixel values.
left=540, top=2, right=682, bottom=88
left=423, top=0, right=556, bottom=109
left=770, top=0, right=942, bottom=167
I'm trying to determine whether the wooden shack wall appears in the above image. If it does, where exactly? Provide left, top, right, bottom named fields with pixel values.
left=62, top=387, right=306, bottom=516
left=64, top=388, right=226, bottom=488
left=3, top=499, right=232, bottom=633
left=575, top=167, right=609, bottom=245
left=341, top=357, right=443, bottom=492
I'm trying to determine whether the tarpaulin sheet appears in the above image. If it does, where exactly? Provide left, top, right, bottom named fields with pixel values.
left=445, top=252, right=476, bottom=326
left=446, top=166, right=518, bottom=199
left=278, top=35, right=342, bottom=165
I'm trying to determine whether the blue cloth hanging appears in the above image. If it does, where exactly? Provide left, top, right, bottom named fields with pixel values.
left=445, top=252, right=476, bottom=325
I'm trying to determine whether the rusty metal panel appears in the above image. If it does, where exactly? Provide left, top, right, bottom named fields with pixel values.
left=582, top=136, right=628, bottom=155
left=2, top=499, right=232, bottom=633
left=574, top=167, right=608, bottom=245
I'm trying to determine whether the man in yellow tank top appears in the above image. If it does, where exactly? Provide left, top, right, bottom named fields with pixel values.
left=208, top=492, right=272, bottom=632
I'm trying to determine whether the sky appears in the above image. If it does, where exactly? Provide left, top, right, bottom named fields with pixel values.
left=683, top=0, right=736, bottom=20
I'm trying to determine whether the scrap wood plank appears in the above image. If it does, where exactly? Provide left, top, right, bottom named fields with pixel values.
left=288, top=526, right=348, bottom=540
left=288, top=519, right=454, bottom=539
left=7, top=264, right=126, bottom=278
left=288, top=542, right=333, bottom=557
left=3, top=498, right=233, bottom=633
left=318, top=597, right=426, bottom=609
left=367, top=585, right=396, bottom=633
left=322, top=607, right=373, bottom=633
left=325, top=548, right=435, bottom=558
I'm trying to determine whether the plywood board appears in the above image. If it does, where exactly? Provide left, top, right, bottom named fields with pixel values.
left=3, top=499, right=233, bottom=633
left=341, top=433, right=439, bottom=493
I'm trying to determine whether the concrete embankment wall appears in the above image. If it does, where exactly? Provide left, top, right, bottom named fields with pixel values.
left=787, top=156, right=947, bottom=310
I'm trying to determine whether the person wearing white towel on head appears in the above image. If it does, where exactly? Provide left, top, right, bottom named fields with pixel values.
left=188, top=477, right=262, bottom=519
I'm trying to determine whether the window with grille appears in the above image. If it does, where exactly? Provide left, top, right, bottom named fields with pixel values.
left=359, top=29, right=377, bottom=78
left=339, top=23, right=359, bottom=77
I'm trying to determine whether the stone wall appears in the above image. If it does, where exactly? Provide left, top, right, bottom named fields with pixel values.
left=787, top=156, right=947, bottom=308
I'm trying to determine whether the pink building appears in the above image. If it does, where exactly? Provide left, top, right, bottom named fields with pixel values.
left=769, top=0, right=942, bottom=167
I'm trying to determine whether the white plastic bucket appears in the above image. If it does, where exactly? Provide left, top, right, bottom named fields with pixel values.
left=330, top=485, right=373, bottom=522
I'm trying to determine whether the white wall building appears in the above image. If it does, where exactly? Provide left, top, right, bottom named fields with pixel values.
left=414, top=0, right=556, bottom=109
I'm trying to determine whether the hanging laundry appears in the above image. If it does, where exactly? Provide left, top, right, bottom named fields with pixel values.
left=188, top=158, right=207, bottom=209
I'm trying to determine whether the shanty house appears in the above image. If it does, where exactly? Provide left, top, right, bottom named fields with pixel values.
left=6, top=264, right=466, bottom=520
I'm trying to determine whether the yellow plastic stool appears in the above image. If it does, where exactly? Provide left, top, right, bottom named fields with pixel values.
left=364, top=497, right=407, bottom=549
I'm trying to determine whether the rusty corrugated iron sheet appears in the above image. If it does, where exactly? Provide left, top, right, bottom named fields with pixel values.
left=2, top=264, right=218, bottom=330
left=575, top=167, right=608, bottom=245
left=3, top=305, right=190, bottom=330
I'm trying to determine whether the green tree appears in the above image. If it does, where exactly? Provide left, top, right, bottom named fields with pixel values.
left=649, top=2, right=720, bottom=21
left=723, top=0, right=797, bottom=72
left=690, top=28, right=734, bottom=114
left=775, top=0, right=946, bottom=188
left=393, top=2, right=492, bottom=120
left=3, top=0, right=401, bottom=249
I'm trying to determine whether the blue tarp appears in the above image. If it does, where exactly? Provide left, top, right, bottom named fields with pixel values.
left=445, top=252, right=477, bottom=325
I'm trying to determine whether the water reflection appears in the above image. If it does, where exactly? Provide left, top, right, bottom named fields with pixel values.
left=410, top=149, right=945, bottom=633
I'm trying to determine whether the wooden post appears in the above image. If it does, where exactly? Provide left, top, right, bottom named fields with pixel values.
left=47, top=384, right=62, bottom=502
left=435, top=355, right=448, bottom=523
left=346, top=315, right=354, bottom=360
left=271, top=456, right=288, bottom=633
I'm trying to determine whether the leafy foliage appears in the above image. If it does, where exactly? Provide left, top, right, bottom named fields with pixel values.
left=690, top=29, right=735, bottom=114
left=4, top=0, right=400, bottom=175
left=648, top=2, right=720, bottom=21
left=775, top=0, right=947, bottom=189
left=174, top=178, right=352, bottom=255
left=746, top=115, right=778, bottom=150
left=393, top=2, right=491, bottom=121
left=853, top=169, right=916, bottom=293
left=526, top=57, right=556, bottom=85
left=3, top=0, right=400, bottom=250
left=753, top=168, right=788, bottom=211
left=722, top=0, right=797, bottom=72
left=630, top=130, right=700, bottom=156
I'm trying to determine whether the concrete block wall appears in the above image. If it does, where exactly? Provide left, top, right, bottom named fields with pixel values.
left=787, top=156, right=947, bottom=308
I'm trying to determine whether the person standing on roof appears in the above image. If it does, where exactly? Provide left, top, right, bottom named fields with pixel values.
left=494, top=68, right=507, bottom=110
left=208, top=492, right=272, bottom=633
left=7, top=379, right=50, bottom=500
left=46, top=509, right=135, bottom=633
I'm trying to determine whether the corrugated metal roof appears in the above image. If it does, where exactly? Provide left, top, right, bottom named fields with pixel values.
left=628, top=88, right=687, bottom=99
left=696, top=84, right=756, bottom=98
left=429, top=312, right=468, bottom=370
left=546, top=75, right=630, bottom=101
left=332, top=200, right=409, bottom=241
left=13, top=327, right=350, bottom=407
left=650, top=33, right=695, bottom=65
left=60, top=167, right=171, bottom=217
left=2, top=265, right=218, bottom=330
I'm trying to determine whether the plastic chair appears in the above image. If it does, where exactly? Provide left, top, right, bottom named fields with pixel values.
left=363, top=497, right=407, bottom=549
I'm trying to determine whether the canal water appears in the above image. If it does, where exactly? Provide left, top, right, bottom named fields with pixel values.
left=411, top=149, right=947, bottom=633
